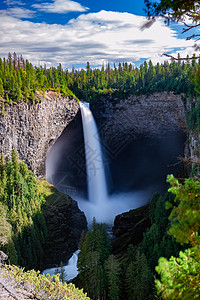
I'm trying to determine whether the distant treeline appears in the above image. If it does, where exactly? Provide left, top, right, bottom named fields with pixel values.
left=0, top=52, right=199, bottom=129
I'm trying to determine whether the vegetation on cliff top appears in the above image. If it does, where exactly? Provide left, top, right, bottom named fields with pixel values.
left=1, top=52, right=200, bottom=129
left=0, top=52, right=77, bottom=108
left=0, top=53, right=197, bottom=104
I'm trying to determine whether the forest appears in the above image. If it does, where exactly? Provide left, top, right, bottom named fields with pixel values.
left=0, top=53, right=200, bottom=299
left=0, top=149, right=47, bottom=269
left=77, top=176, right=200, bottom=299
left=0, top=53, right=200, bottom=130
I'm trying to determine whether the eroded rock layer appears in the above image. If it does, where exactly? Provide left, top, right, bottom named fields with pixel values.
left=0, top=91, right=79, bottom=177
left=92, top=92, right=186, bottom=153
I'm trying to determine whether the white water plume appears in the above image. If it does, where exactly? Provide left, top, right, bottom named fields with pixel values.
left=79, top=102, right=149, bottom=224
left=76, top=190, right=149, bottom=225
left=79, top=101, right=108, bottom=205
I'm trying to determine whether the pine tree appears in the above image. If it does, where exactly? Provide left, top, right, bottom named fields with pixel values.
left=155, top=176, right=200, bottom=299
left=59, top=261, right=66, bottom=282
left=0, top=78, right=4, bottom=98
left=106, top=254, right=121, bottom=300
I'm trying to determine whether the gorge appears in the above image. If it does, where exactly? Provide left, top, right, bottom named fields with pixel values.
left=0, top=90, right=193, bottom=269
left=1, top=82, right=200, bottom=300
left=46, top=91, right=187, bottom=225
left=0, top=47, right=200, bottom=298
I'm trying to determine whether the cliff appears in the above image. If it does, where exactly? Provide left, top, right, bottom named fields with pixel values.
left=112, top=205, right=151, bottom=258
left=185, top=131, right=200, bottom=175
left=0, top=91, right=187, bottom=178
left=91, top=92, right=186, bottom=157
left=38, top=180, right=87, bottom=269
left=0, top=91, right=79, bottom=177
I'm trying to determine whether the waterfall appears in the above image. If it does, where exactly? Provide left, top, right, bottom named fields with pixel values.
left=79, top=102, right=108, bottom=205
left=78, top=101, right=148, bottom=224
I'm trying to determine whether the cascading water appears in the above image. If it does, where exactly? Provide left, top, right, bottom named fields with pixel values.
left=77, top=102, right=148, bottom=224
left=79, top=102, right=108, bottom=205
left=43, top=250, right=80, bottom=282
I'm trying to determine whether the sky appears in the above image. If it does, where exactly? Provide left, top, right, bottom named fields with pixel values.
left=0, top=0, right=199, bottom=69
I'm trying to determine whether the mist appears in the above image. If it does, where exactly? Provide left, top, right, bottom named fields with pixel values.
left=46, top=109, right=186, bottom=225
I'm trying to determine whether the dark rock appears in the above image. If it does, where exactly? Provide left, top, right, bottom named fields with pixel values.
left=40, top=182, right=87, bottom=270
left=0, top=251, right=8, bottom=266
left=111, top=204, right=151, bottom=258
left=92, top=92, right=187, bottom=156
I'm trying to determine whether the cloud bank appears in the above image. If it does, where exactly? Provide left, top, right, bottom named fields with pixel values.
left=0, top=10, right=195, bottom=68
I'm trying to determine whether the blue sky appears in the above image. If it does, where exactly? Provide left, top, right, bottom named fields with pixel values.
left=0, top=0, right=198, bottom=69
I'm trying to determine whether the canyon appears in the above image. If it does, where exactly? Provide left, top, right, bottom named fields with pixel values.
left=0, top=90, right=198, bottom=268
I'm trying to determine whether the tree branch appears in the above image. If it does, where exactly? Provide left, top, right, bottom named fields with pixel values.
left=163, top=53, right=200, bottom=61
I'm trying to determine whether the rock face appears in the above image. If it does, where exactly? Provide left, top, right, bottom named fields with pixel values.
left=185, top=131, right=200, bottom=175
left=0, top=251, right=8, bottom=266
left=92, top=92, right=186, bottom=155
left=40, top=181, right=87, bottom=270
left=0, top=91, right=79, bottom=177
left=111, top=205, right=151, bottom=257
left=42, top=198, right=87, bottom=269
left=0, top=91, right=187, bottom=178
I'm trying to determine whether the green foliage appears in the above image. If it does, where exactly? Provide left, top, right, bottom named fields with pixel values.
left=105, top=254, right=121, bottom=300
left=155, top=176, right=200, bottom=299
left=0, top=150, right=47, bottom=269
left=145, top=0, right=199, bottom=21
left=0, top=202, right=18, bottom=264
left=118, top=191, right=182, bottom=299
left=187, top=68, right=200, bottom=130
left=155, top=247, right=200, bottom=299
left=0, top=53, right=77, bottom=105
left=125, top=250, right=152, bottom=300
left=68, top=59, right=196, bottom=102
left=0, top=53, right=198, bottom=109
left=4, top=264, right=91, bottom=300
left=78, top=218, right=111, bottom=300
left=167, top=175, right=200, bottom=245
left=77, top=191, right=182, bottom=299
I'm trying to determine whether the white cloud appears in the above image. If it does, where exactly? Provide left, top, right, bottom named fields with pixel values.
left=4, top=0, right=25, bottom=5
left=0, top=7, right=36, bottom=18
left=0, top=10, right=197, bottom=68
left=32, top=0, right=89, bottom=13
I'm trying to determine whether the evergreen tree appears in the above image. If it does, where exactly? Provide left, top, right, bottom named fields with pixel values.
left=0, top=150, right=47, bottom=269
left=0, top=78, right=4, bottom=97
left=78, top=219, right=110, bottom=299
left=106, top=254, right=121, bottom=300
left=155, top=176, right=200, bottom=299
